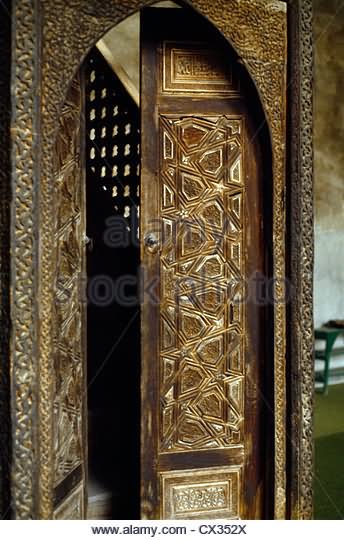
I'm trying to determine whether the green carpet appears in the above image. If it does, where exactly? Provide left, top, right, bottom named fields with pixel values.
left=314, top=384, right=344, bottom=519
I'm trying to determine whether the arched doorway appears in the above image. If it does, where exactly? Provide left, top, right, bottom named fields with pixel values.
left=52, top=4, right=273, bottom=519
left=8, top=0, right=312, bottom=522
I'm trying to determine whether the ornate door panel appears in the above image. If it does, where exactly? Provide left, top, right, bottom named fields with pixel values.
left=141, top=9, right=269, bottom=520
left=52, top=74, right=87, bottom=519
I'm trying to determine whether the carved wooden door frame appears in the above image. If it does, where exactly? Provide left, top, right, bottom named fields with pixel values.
left=6, top=0, right=313, bottom=520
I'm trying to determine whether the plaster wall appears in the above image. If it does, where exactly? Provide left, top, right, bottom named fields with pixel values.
left=314, top=0, right=344, bottom=328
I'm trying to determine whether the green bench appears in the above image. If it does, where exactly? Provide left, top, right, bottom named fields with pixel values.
left=315, top=326, right=344, bottom=394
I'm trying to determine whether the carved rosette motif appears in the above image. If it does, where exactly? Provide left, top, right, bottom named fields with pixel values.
left=9, top=0, right=313, bottom=520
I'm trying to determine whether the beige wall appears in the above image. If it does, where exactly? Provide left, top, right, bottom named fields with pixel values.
left=98, top=1, right=179, bottom=104
left=314, top=0, right=344, bottom=326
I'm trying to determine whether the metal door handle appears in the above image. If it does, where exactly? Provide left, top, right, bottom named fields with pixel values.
left=144, top=232, right=160, bottom=254
left=83, top=234, right=93, bottom=252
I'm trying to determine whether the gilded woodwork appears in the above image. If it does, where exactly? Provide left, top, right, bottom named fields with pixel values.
left=8, top=0, right=314, bottom=520
left=11, top=0, right=41, bottom=519
left=159, top=115, right=245, bottom=453
left=141, top=9, right=267, bottom=519
left=53, top=485, right=84, bottom=520
left=288, top=0, right=314, bottom=519
left=52, top=76, right=86, bottom=513
left=161, top=467, right=240, bottom=519
left=162, top=43, right=240, bottom=95
left=0, top=0, right=11, bottom=519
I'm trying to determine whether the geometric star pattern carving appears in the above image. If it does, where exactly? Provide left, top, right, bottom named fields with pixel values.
left=53, top=78, right=84, bottom=487
left=160, top=115, right=245, bottom=451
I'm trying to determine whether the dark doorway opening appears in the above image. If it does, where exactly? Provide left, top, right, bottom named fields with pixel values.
left=85, top=49, right=141, bottom=519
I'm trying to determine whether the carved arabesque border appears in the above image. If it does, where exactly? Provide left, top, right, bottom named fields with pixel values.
left=10, top=0, right=41, bottom=520
left=9, top=0, right=313, bottom=520
left=288, top=0, right=314, bottom=520
left=0, top=0, right=12, bottom=519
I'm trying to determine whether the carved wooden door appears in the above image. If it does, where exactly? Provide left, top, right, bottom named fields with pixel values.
left=52, top=74, right=87, bottom=519
left=141, top=9, right=269, bottom=520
